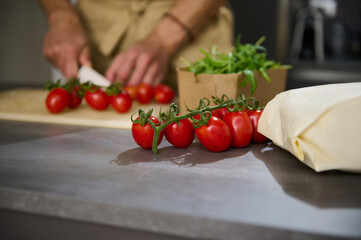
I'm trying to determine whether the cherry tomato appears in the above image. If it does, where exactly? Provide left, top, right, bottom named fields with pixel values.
left=223, top=111, right=252, bottom=148
left=213, top=106, right=233, bottom=119
left=85, top=88, right=109, bottom=110
left=109, top=92, right=132, bottom=113
left=193, top=114, right=201, bottom=120
left=124, top=85, right=138, bottom=100
left=195, top=116, right=232, bottom=152
left=153, top=84, right=175, bottom=104
left=164, top=118, right=195, bottom=148
left=132, top=116, right=163, bottom=149
left=197, top=106, right=232, bottom=120
left=247, top=110, right=268, bottom=143
left=137, top=83, right=154, bottom=104
left=68, top=85, right=83, bottom=109
left=211, top=109, right=223, bottom=119
left=45, top=88, right=70, bottom=114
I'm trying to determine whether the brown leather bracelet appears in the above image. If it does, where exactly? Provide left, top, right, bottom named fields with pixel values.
left=164, top=12, right=195, bottom=42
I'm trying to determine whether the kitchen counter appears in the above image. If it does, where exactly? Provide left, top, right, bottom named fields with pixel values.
left=0, top=120, right=360, bottom=240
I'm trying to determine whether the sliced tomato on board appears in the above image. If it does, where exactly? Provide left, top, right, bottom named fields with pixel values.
left=136, top=83, right=154, bottom=104
left=153, top=84, right=175, bottom=104
left=85, top=88, right=109, bottom=110
left=109, top=92, right=132, bottom=113
left=124, top=85, right=138, bottom=100
left=45, top=88, right=70, bottom=114
left=68, top=85, right=83, bottom=109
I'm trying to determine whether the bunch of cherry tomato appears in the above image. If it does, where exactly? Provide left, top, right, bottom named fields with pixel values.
left=44, top=79, right=175, bottom=114
left=131, top=95, right=267, bottom=154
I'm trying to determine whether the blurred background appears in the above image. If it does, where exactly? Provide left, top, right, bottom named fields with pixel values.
left=0, top=0, right=360, bottom=90
left=231, top=0, right=361, bottom=89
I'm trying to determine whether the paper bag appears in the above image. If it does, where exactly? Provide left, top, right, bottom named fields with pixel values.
left=177, top=68, right=287, bottom=113
left=258, top=82, right=361, bottom=172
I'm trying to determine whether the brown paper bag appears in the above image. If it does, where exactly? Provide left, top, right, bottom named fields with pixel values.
left=177, top=68, right=287, bottom=113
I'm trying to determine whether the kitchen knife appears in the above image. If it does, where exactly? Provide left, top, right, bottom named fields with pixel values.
left=78, top=66, right=111, bottom=87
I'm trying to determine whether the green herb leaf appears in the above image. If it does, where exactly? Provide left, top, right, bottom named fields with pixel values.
left=182, top=35, right=289, bottom=95
left=242, top=70, right=257, bottom=95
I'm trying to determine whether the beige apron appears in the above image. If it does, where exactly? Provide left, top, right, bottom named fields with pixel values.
left=76, top=0, right=234, bottom=89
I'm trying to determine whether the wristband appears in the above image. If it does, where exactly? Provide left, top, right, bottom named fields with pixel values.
left=164, top=12, right=195, bottom=42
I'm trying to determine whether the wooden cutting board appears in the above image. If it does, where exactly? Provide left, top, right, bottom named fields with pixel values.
left=0, top=88, right=170, bottom=129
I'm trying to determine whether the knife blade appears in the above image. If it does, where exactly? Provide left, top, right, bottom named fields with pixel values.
left=78, top=66, right=111, bottom=87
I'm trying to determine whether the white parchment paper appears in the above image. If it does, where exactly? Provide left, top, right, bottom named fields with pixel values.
left=258, top=83, right=361, bottom=172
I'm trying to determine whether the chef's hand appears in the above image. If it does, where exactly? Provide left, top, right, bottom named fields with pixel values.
left=42, top=9, right=91, bottom=78
left=105, top=0, right=227, bottom=86
left=105, top=8, right=195, bottom=86
left=105, top=32, right=171, bottom=86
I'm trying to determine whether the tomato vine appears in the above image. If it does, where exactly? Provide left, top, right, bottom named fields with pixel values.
left=131, top=95, right=258, bottom=154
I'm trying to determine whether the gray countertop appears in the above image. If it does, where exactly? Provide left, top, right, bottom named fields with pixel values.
left=0, top=120, right=360, bottom=240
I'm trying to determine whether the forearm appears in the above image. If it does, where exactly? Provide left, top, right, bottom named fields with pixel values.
left=170, top=0, right=229, bottom=35
left=153, top=0, right=229, bottom=55
left=37, top=0, right=81, bottom=27
left=38, top=0, right=91, bottom=77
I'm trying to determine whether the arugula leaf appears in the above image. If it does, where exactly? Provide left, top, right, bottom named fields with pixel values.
left=242, top=70, right=257, bottom=95
left=259, top=68, right=271, bottom=82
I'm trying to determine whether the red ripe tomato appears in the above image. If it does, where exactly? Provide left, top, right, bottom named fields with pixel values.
left=247, top=110, right=268, bottom=143
left=68, top=86, right=83, bottom=109
left=193, top=114, right=201, bottom=120
left=85, top=88, right=109, bottom=110
left=195, top=116, right=232, bottom=152
left=212, top=106, right=231, bottom=119
left=153, top=84, right=175, bottom=104
left=132, top=116, right=163, bottom=149
left=124, top=85, right=138, bottom=100
left=45, top=88, right=70, bottom=114
left=137, top=83, right=154, bottom=104
left=211, top=109, right=223, bottom=119
left=164, top=118, right=195, bottom=148
left=219, top=107, right=229, bottom=119
left=223, top=111, right=252, bottom=148
left=109, top=92, right=132, bottom=113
